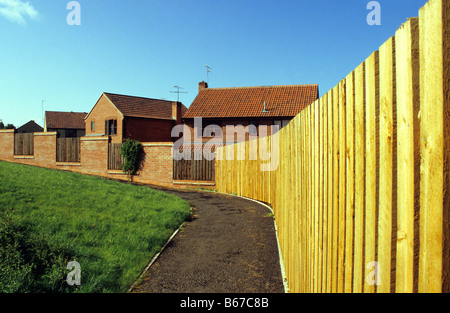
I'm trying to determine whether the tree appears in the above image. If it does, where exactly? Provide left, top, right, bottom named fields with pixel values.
left=0, top=120, right=15, bottom=129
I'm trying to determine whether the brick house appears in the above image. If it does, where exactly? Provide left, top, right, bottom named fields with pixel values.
left=182, top=81, right=319, bottom=143
left=84, top=92, right=187, bottom=144
left=44, top=111, right=88, bottom=138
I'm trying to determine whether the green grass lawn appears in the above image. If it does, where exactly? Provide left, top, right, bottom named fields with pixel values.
left=0, top=161, right=191, bottom=293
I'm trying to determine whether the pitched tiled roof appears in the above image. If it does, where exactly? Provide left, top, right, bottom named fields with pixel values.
left=183, top=84, right=319, bottom=119
left=45, top=111, right=88, bottom=129
left=17, top=120, right=43, bottom=133
left=104, top=92, right=188, bottom=120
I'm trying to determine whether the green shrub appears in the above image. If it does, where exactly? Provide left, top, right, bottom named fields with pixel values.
left=120, top=139, right=144, bottom=176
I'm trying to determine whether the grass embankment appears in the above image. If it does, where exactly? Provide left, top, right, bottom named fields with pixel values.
left=0, top=161, right=191, bottom=293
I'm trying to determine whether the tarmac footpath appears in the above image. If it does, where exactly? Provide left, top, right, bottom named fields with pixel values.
left=130, top=187, right=285, bottom=293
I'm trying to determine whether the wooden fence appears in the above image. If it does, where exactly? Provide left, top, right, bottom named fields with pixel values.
left=56, top=137, right=81, bottom=163
left=173, top=148, right=215, bottom=181
left=14, top=133, right=34, bottom=156
left=108, top=143, right=125, bottom=170
left=216, top=0, right=449, bottom=293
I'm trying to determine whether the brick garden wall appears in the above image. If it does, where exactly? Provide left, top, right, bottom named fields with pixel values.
left=0, top=130, right=215, bottom=189
left=0, top=130, right=14, bottom=161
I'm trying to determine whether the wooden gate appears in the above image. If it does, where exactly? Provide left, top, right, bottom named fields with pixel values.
left=56, top=137, right=81, bottom=163
left=14, top=133, right=34, bottom=156
left=108, top=143, right=124, bottom=170
left=173, top=145, right=215, bottom=181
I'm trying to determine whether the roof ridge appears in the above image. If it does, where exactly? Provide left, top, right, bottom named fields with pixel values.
left=202, top=84, right=318, bottom=91
left=46, top=111, right=88, bottom=114
left=103, top=92, right=177, bottom=103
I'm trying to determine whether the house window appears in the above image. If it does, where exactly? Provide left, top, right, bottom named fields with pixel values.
left=91, top=121, right=95, bottom=132
left=272, top=119, right=290, bottom=133
left=273, top=120, right=282, bottom=133
left=249, top=121, right=258, bottom=136
left=105, top=119, right=117, bottom=136
left=65, top=129, right=77, bottom=138
left=202, top=124, right=222, bottom=138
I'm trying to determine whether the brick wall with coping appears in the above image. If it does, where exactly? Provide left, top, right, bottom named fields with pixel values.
left=139, top=143, right=174, bottom=185
left=0, top=131, right=215, bottom=188
left=79, top=136, right=109, bottom=175
left=34, top=132, right=57, bottom=168
left=0, top=130, right=14, bottom=161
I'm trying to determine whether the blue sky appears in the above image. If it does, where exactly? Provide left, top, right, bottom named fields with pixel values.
left=0, top=0, right=428, bottom=128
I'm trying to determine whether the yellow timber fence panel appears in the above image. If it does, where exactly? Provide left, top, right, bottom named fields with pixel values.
left=215, top=0, right=450, bottom=293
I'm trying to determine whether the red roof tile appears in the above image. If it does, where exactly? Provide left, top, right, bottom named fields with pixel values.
left=104, top=92, right=187, bottom=120
left=45, top=111, right=88, bottom=129
left=183, top=84, right=319, bottom=119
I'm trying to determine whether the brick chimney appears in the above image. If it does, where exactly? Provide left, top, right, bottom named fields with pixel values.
left=172, top=102, right=177, bottom=120
left=198, top=81, right=208, bottom=91
left=172, top=101, right=182, bottom=123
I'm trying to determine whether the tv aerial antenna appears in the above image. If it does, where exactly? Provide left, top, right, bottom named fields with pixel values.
left=204, top=65, right=212, bottom=84
left=170, top=86, right=188, bottom=102
left=41, top=100, right=45, bottom=126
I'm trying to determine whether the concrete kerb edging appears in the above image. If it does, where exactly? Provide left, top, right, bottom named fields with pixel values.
left=214, top=191, right=289, bottom=294
left=127, top=207, right=193, bottom=293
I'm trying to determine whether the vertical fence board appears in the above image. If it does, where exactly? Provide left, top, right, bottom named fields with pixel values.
left=378, top=36, right=396, bottom=293
left=338, top=77, right=348, bottom=293
left=326, top=89, right=333, bottom=293
left=299, top=114, right=304, bottom=292
left=313, top=100, right=319, bottom=292
left=418, top=0, right=449, bottom=293
left=322, top=93, right=329, bottom=292
left=294, top=118, right=300, bottom=293
left=441, top=0, right=450, bottom=294
left=365, top=51, right=379, bottom=293
left=332, top=82, right=341, bottom=293
left=344, top=71, right=355, bottom=293
left=353, top=61, right=366, bottom=293
left=318, top=96, right=324, bottom=292
left=294, top=117, right=301, bottom=293
left=395, top=17, right=420, bottom=293
left=307, top=105, right=313, bottom=293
